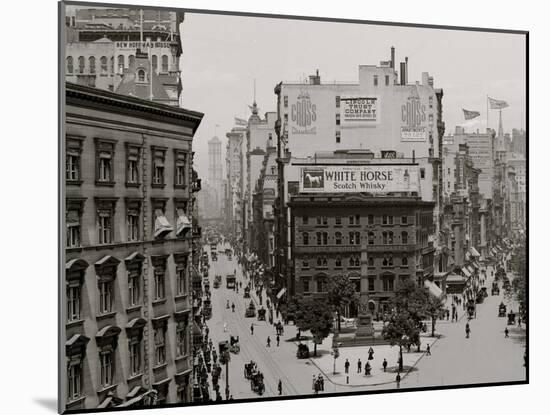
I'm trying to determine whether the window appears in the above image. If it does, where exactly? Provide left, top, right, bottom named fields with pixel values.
left=335, top=96, right=340, bottom=108
left=284, top=95, right=288, bottom=108
left=302, top=258, right=309, bottom=269
left=127, top=154, right=139, bottom=185
left=402, top=256, right=408, bottom=266
left=174, top=151, right=187, bottom=188
left=368, top=214, right=374, bottom=225
left=316, top=216, right=322, bottom=225
left=302, top=232, right=309, bottom=245
left=127, top=210, right=139, bottom=242
left=388, top=231, right=394, bottom=245
left=67, top=285, right=81, bottom=322
left=176, top=321, right=189, bottom=357
left=128, top=339, right=141, bottom=376
left=322, top=232, right=328, bottom=245
left=373, top=75, right=378, bottom=86
left=152, top=55, right=158, bottom=72
left=303, top=216, right=309, bottom=225
left=98, top=280, right=113, bottom=314
left=368, top=232, right=375, bottom=245
left=303, top=279, right=310, bottom=292
left=383, top=277, right=395, bottom=292
left=128, top=271, right=140, bottom=307
left=316, top=232, right=322, bottom=245
left=349, top=215, right=360, bottom=225
left=382, top=215, right=388, bottom=225
left=368, top=257, right=374, bottom=267
left=95, top=139, right=115, bottom=184
left=335, top=232, right=342, bottom=245
left=161, top=55, right=169, bottom=72
left=66, top=209, right=81, bottom=248
left=67, top=362, right=82, bottom=400
left=78, top=56, right=85, bottom=73
left=420, top=168, right=425, bottom=179
left=336, top=114, right=341, bottom=125
left=110, top=56, right=114, bottom=73
left=128, top=55, right=135, bottom=68
left=401, top=231, right=408, bottom=244
left=99, top=350, right=113, bottom=387
left=335, top=256, right=342, bottom=268
left=429, top=96, right=434, bottom=109
left=284, top=113, right=288, bottom=123
left=176, top=266, right=187, bottom=296
left=349, top=256, right=360, bottom=267
left=385, top=75, right=389, bottom=86
left=316, top=256, right=328, bottom=268
left=98, top=209, right=112, bottom=245
left=401, top=215, right=408, bottom=224
left=88, top=56, right=96, bottom=74
left=335, top=216, right=341, bottom=225
left=154, top=269, right=165, bottom=301
left=317, top=277, right=326, bottom=293
left=99, top=155, right=111, bottom=182
left=117, top=55, right=124, bottom=72
left=322, top=216, right=328, bottom=225
left=154, top=326, right=166, bottom=366
left=368, top=277, right=375, bottom=291
left=388, top=254, right=394, bottom=266
left=336, top=131, right=341, bottom=143
left=137, top=69, right=145, bottom=82
left=151, top=146, right=167, bottom=187
left=100, top=56, right=108, bottom=75
left=67, top=56, right=74, bottom=74
left=382, top=232, right=388, bottom=245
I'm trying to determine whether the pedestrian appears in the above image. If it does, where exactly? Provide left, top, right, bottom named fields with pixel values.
left=382, top=358, right=388, bottom=372
left=278, top=379, right=283, bottom=395
left=396, top=372, right=401, bottom=388
left=504, top=327, right=509, bottom=338
left=465, top=322, right=471, bottom=339
left=312, top=375, right=316, bottom=391
left=446, top=309, right=450, bottom=321
left=267, top=336, right=271, bottom=347
left=426, top=344, right=431, bottom=355
left=344, top=358, right=350, bottom=374
left=368, top=346, right=374, bottom=360
left=276, top=334, right=280, bottom=347
left=250, top=324, right=254, bottom=335
left=318, top=374, right=324, bottom=391
left=231, top=303, right=235, bottom=313
left=357, top=358, right=362, bottom=373
left=365, top=361, right=371, bottom=376
left=518, top=316, right=522, bottom=327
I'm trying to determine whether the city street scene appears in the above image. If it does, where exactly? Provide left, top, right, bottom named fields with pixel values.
left=61, top=3, right=527, bottom=411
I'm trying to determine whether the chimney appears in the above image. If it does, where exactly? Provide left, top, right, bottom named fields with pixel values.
left=309, top=69, right=321, bottom=85
left=390, top=46, right=395, bottom=69
left=404, top=56, right=408, bottom=85
left=400, top=62, right=406, bottom=85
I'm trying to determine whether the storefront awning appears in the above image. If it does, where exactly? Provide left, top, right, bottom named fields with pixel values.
left=446, top=273, right=467, bottom=283
left=461, top=267, right=472, bottom=278
left=424, top=280, right=443, bottom=298
left=469, top=247, right=481, bottom=257
left=276, top=287, right=286, bottom=299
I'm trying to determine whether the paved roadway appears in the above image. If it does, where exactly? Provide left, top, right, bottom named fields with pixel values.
left=203, top=245, right=526, bottom=398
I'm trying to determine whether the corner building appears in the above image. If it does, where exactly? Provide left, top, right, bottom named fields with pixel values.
left=63, top=83, right=203, bottom=410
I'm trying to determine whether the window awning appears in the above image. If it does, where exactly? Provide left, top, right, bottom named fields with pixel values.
left=96, top=325, right=122, bottom=340
left=66, top=333, right=90, bottom=354
left=469, top=247, right=481, bottom=257
left=276, top=287, right=286, bottom=299
left=126, top=317, right=146, bottom=331
left=424, top=280, right=443, bottom=298
left=446, top=273, right=466, bottom=283
left=66, top=258, right=89, bottom=272
left=125, top=252, right=145, bottom=263
left=176, top=212, right=191, bottom=237
left=95, top=255, right=121, bottom=267
left=461, top=267, right=472, bottom=278
left=154, top=215, right=173, bottom=239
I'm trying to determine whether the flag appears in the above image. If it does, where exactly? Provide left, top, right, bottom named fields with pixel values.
left=462, top=109, right=480, bottom=120
left=234, top=117, right=247, bottom=126
left=488, top=97, right=509, bottom=109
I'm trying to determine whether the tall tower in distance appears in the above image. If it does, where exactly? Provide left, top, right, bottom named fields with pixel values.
left=208, top=136, right=223, bottom=217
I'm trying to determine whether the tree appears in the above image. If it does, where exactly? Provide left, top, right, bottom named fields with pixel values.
left=425, top=294, right=445, bottom=337
left=288, top=296, right=333, bottom=356
left=381, top=311, right=419, bottom=372
left=510, top=243, right=527, bottom=322
left=326, top=275, right=359, bottom=332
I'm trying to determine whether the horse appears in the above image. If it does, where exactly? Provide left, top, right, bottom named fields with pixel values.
left=305, top=173, right=322, bottom=187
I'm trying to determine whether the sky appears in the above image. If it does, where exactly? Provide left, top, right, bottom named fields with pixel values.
left=179, top=12, right=526, bottom=179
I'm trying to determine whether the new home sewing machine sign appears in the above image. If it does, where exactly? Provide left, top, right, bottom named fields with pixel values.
left=300, top=165, right=419, bottom=193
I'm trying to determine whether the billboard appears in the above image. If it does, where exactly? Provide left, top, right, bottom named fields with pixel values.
left=341, top=97, right=378, bottom=123
left=290, top=89, right=317, bottom=135
left=401, top=91, right=428, bottom=141
left=299, top=165, right=419, bottom=193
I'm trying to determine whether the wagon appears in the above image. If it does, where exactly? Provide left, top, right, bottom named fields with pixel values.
left=251, top=372, right=265, bottom=395
left=296, top=343, right=310, bottom=359
left=257, top=307, right=266, bottom=321
left=245, top=301, right=256, bottom=318
left=244, top=361, right=257, bottom=379
left=498, top=302, right=507, bottom=317
left=243, top=286, right=251, bottom=299
left=507, top=311, right=516, bottom=325
left=491, top=281, right=500, bottom=296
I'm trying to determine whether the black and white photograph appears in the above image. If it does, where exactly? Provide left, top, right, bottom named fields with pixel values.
left=58, top=1, right=528, bottom=413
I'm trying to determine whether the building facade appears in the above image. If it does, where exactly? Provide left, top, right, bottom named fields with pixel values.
left=63, top=83, right=203, bottom=410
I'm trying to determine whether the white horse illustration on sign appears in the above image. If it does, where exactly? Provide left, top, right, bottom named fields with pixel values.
left=303, top=170, right=324, bottom=189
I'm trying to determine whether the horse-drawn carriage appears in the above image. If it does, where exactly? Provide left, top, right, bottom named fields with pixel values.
left=213, top=275, right=222, bottom=289
left=507, top=311, right=516, bottom=325
left=476, top=287, right=487, bottom=304
left=243, top=361, right=265, bottom=395
left=229, top=335, right=240, bottom=354
left=226, top=274, right=236, bottom=289
left=296, top=343, right=310, bottom=359
left=245, top=301, right=256, bottom=318
left=257, top=307, right=266, bottom=321
left=243, top=286, right=251, bottom=299
left=498, top=302, right=507, bottom=317
left=466, top=300, right=476, bottom=319
left=491, top=281, right=500, bottom=296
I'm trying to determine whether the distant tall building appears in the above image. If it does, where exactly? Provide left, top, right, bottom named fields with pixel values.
left=512, top=128, right=526, bottom=157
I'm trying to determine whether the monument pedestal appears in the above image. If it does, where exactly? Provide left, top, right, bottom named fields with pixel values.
left=354, top=313, right=374, bottom=339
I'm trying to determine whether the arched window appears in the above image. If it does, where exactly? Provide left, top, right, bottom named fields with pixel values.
left=302, top=232, right=309, bottom=246
left=349, top=232, right=354, bottom=245
left=317, top=276, right=326, bottom=293
left=128, top=55, right=135, bottom=68
left=354, top=257, right=360, bottom=267
left=78, top=56, right=85, bottom=74
left=100, top=56, right=108, bottom=74
left=368, top=257, right=374, bottom=267
left=88, top=56, right=96, bottom=74
left=117, top=55, right=125, bottom=72
left=368, top=231, right=375, bottom=245
left=110, top=56, right=114, bottom=74
left=402, top=256, right=408, bottom=266
left=66, top=56, right=74, bottom=74
left=355, top=232, right=361, bottom=245
left=388, top=254, right=393, bottom=266
left=335, top=257, right=342, bottom=267
left=349, top=257, right=354, bottom=267
left=161, top=55, right=169, bottom=72
left=152, top=55, right=158, bottom=72
left=382, top=256, right=388, bottom=267
left=322, top=232, right=328, bottom=245
left=388, top=231, right=394, bottom=245
left=382, top=232, right=388, bottom=245
left=137, top=69, right=146, bottom=82
left=401, top=231, right=408, bottom=245
left=335, top=232, right=342, bottom=245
